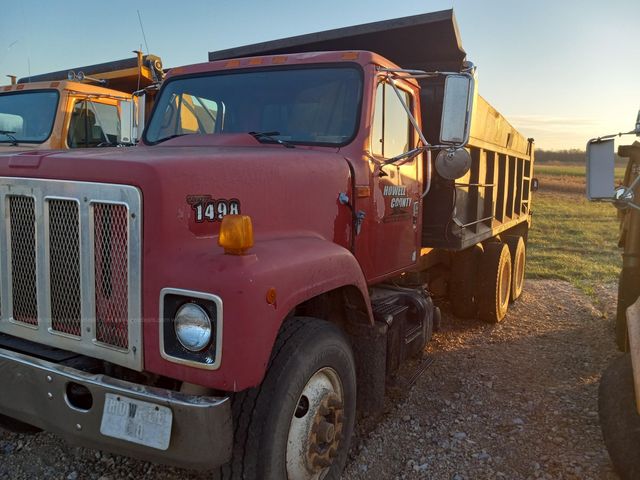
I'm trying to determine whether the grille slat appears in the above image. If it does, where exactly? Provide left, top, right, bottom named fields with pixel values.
left=94, top=203, right=129, bottom=349
left=0, top=178, right=142, bottom=371
left=49, top=200, right=82, bottom=336
left=9, top=196, right=38, bottom=325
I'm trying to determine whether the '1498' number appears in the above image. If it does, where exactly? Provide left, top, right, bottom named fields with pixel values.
left=192, top=198, right=240, bottom=222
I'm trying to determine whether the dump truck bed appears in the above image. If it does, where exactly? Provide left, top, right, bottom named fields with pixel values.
left=420, top=87, right=534, bottom=250
left=209, top=9, right=533, bottom=251
left=209, top=9, right=466, bottom=72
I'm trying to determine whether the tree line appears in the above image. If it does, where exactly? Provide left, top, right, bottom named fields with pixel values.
left=536, top=149, right=624, bottom=164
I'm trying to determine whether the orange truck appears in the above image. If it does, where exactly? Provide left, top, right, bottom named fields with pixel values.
left=0, top=53, right=163, bottom=152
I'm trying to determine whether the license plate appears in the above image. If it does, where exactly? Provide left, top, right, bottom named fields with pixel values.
left=100, top=393, right=173, bottom=450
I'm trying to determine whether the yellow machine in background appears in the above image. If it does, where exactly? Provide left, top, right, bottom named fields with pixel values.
left=0, top=52, right=163, bottom=152
left=586, top=113, right=640, bottom=480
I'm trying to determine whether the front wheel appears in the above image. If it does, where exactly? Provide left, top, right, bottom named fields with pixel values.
left=599, top=354, right=640, bottom=480
left=222, top=317, right=356, bottom=480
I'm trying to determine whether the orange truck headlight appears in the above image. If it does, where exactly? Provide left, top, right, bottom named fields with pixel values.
left=218, top=215, right=254, bottom=255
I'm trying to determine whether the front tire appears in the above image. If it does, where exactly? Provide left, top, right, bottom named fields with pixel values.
left=599, top=354, right=640, bottom=480
left=222, top=317, right=357, bottom=480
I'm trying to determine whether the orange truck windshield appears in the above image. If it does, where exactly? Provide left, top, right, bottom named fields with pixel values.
left=0, top=89, right=59, bottom=144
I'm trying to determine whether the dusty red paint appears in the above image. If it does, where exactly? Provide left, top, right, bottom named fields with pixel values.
left=0, top=51, right=426, bottom=391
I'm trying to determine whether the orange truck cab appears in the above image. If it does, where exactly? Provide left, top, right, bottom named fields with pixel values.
left=0, top=53, right=163, bottom=153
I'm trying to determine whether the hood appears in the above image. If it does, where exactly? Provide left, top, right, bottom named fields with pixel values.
left=0, top=135, right=354, bottom=244
left=0, top=144, right=41, bottom=154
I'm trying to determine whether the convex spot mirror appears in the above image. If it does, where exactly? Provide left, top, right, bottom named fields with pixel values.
left=435, top=147, right=472, bottom=180
left=586, top=138, right=615, bottom=200
left=440, top=74, right=475, bottom=146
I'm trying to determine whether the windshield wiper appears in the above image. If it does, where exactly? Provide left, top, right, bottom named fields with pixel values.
left=0, top=130, right=18, bottom=146
left=155, top=133, right=190, bottom=144
left=249, top=131, right=295, bottom=149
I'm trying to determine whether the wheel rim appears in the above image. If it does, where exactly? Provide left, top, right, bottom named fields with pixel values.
left=499, top=259, right=510, bottom=309
left=286, top=367, right=344, bottom=480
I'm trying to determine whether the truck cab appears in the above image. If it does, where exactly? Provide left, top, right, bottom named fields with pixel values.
left=0, top=53, right=163, bottom=152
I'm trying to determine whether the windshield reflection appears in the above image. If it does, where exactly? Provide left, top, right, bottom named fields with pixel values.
left=145, top=66, right=362, bottom=147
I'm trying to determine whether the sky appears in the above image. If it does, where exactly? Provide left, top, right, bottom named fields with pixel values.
left=1, top=0, right=639, bottom=150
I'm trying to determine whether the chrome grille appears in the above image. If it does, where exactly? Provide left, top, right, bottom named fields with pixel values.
left=94, top=203, right=129, bottom=349
left=48, top=199, right=81, bottom=336
left=0, top=178, right=142, bottom=371
left=8, top=196, right=38, bottom=325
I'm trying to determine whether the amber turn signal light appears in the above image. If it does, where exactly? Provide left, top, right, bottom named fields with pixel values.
left=218, top=215, right=254, bottom=255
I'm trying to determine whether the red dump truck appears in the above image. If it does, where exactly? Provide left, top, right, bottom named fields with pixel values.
left=587, top=112, right=640, bottom=480
left=0, top=10, right=533, bottom=478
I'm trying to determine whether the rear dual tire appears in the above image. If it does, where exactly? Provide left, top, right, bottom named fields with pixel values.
left=477, top=242, right=512, bottom=323
left=449, top=235, right=525, bottom=322
left=504, top=235, right=526, bottom=302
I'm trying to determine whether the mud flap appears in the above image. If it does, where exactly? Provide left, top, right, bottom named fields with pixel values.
left=346, top=321, right=387, bottom=415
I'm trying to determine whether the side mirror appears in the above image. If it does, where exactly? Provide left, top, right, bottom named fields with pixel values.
left=586, top=139, right=615, bottom=200
left=119, top=100, right=134, bottom=144
left=440, top=74, right=475, bottom=146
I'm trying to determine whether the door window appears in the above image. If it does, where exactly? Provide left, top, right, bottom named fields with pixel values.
left=371, top=82, right=412, bottom=159
left=68, top=100, right=120, bottom=148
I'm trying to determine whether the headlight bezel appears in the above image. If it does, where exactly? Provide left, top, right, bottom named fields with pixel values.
left=159, top=288, right=223, bottom=370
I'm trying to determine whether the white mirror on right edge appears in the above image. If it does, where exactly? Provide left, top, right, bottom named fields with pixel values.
left=440, top=74, right=474, bottom=145
left=586, top=138, right=615, bottom=200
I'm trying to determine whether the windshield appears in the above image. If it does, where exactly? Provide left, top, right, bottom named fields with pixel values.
left=0, top=90, right=59, bottom=143
left=145, top=65, right=362, bottom=146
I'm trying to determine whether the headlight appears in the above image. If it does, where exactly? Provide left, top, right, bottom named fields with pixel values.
left=174, top=303, right=212, bottom=352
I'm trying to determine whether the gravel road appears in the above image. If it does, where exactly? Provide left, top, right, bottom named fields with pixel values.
left=0, top=280, right=621, bottom=480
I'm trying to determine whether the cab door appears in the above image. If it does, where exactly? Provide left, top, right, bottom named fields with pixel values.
left=354, top=79, right=422, bottom=280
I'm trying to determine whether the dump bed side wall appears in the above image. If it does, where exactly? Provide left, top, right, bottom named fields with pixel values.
left=420, top=80, right=533, bottom=250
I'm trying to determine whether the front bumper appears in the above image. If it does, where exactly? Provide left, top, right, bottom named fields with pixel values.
left=0, top=347, right=233, bottom=470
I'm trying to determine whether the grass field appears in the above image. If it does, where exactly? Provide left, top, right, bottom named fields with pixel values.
left=535, top=164, right=626, bottom=180
left=527, top=164, right=622, bottom=296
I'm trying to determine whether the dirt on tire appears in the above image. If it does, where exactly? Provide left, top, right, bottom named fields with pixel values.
left=0, top=280, right=623, bottom=479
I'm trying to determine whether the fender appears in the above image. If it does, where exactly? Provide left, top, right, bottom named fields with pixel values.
left=143, top=234, right=372, bottom=391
